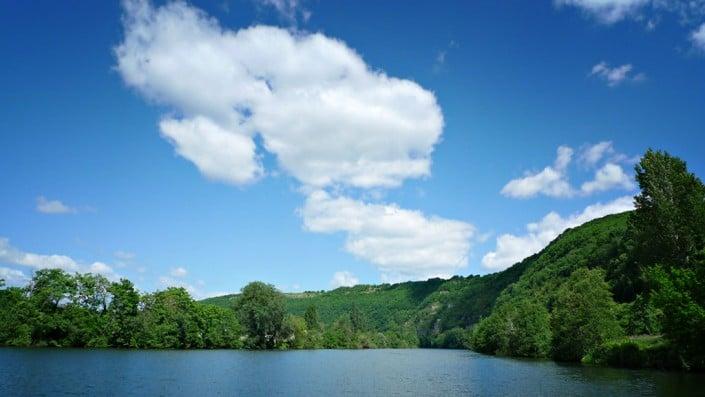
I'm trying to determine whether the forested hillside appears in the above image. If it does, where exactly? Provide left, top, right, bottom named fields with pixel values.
left=202, top=213, right=629, bottom=347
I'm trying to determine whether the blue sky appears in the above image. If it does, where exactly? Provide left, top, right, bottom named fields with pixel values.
left=1, top=0, right=704, bottom=297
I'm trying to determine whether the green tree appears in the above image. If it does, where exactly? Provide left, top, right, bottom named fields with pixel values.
left=74, top=273, right=110, bottom=312
left=648, top=265, right=705, bottom=369
left=322, top=315, right=355, bottom=348
left=349, top=303, right=368, bottom=333
left=551, top=268, right=622, bottom=361
left=627, top=150, right=705, bottom=368
left=282, top=315, right=307, bottom=349
left=304, top=304, right=320, bottom=331
left=234, top=282, right=287, bottom=349
left=27, top=269, right=77, bottom=346
left=630, top=149, right=705, bottom=269
left=198, top=304, right=243, bottom=348
left=107, top=278, right=141, bottom=347
left=138, top=287, right=203, bottom=348
left=0, top=285, right=35, bottom=346
left=471, top=299, right=551, bottom=357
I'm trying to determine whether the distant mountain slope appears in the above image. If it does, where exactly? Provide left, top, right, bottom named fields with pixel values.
left=202, top=211, right=632, bottom=341
left=202, top=279, right=445, bottom=330
left=491, top=211, right=630, bottom=309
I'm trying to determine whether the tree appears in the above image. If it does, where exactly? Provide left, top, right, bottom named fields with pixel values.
left=630, top=149, right=705, bottom=269
left=628, top=150, right=705, bottom=368
left=283, top=315, right=307, bottom=349
left=470, top=299, right=551, bottom=357
left=648, top=265, right=705, bottom=369
left=198, top=304, right=243, bottom=348
left=0, top=285, right=35, bottom=346
left=551, top=268, right=622, bottom=361
left=28, top=269, right=76, bottom=311
left=74, top=273, right=110, bottom=312
left=349, top=303, right=368, bottom=333
left=138, top=287, right=203, bottom=348
left=27, top=269, right=77, bottom=345
left=107, top=278, right=140, bottom=347
left=304, top=304, right=320, bottom=331
left=234, top=282, right=287, bottom=349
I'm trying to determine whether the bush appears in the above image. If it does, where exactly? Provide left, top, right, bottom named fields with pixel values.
left=551, top=268, right=623, bottom=362
left=583, top=336, right=679, bottom=369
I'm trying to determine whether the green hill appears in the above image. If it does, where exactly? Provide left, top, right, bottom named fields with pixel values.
left=202, top=211, right=632, bottom=344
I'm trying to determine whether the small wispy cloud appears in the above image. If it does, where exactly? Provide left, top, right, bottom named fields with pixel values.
left=36, top=196, right=76, bottom=214
left=433, top=40, right=458, bottom=73
left=691, top=23, right=705, bottom=52
left=330, top=271, right=358, bottom=288
left=255, top=0, right=311, bottom=25
left=114, top=251, right=135, bottom=261
left=589, top=62, right=645, bottom=87
left=555, top=0, right=649, bottom=24
left=170, top=266, right=188, bottom=278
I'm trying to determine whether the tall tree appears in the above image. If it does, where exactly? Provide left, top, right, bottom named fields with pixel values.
left=551, top=268, right=622, bottom=362
left=630, top=149, right=705, bottom=268
left=304, top=304, right=320, bottom=331
left=234, top=282, right=287, bottom=349
left=27, top=269, right=77, bottom=345
left=349, top=303, right=367, bottom=333
left=107, top=279, right=140, bottom=347
left=139, top=287, right=203, bottom=349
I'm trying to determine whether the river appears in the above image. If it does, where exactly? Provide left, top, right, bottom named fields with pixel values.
left=0, top=348, right=701, bottom=396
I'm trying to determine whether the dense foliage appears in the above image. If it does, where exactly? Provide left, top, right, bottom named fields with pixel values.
left=2, top=149, right=704, bottom=370
left=468, top=149, right=705, bottom=370
left=0, top=270, right=241, bottom=348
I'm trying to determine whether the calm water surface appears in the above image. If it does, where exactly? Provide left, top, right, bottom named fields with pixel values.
left=0, top=348, right=701, bottom=396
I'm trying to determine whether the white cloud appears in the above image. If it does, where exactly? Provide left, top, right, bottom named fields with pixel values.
left=590, top=62, right=645, bottom=87
left=482, top=195, right=634, bottom=270
left=555, top=0, right=650, bottom=24
left=115, top=0, right=473, bottom=283
left=503, top=143, right=636, bottom=199
left=557, top=0, right=705, bottom=26
left=0, top=237, right=79, bottom=271
left=0, top=267, right=30, bottom=284
left=581, top=163, right=635, bottom=194
left=170, top=266, right=188, bottom=278
left=302, top=191, right=475, bottom=281
left=501, top=146, right=575, bottom=199
left=88, top=262, right=120, bottom=280
left=160, top=116, right=263, bottom=185
left=0, top=238, right=120, bottom=280
left=692, top=23, right=705, bottom=51
left=115, top=0, right=443, bottom=189
left=256, top=0, right=310, bottom=25
left=579, top=141, right=615, bottom=166
left=330, top=271, right=358, bottom=288
left=36, top=196, right=76, bottom=214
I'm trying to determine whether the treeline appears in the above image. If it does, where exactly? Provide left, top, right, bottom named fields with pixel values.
left=213, top=281, right=418, bottom=349
left=468, top=150, right=705, bottom=370
left=0, top=273, right=241, bottom=348
left=0, top=274, right=416, bottom=349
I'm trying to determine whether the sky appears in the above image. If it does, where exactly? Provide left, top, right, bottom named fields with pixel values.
left=1, top=0, right=704, bottom=297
